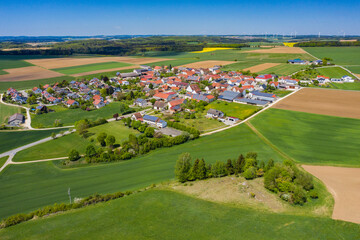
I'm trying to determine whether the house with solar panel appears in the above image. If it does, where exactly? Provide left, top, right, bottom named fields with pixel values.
left=143, top=115, right=167, bottom=128
left=218, top=90, right=241, bottom=102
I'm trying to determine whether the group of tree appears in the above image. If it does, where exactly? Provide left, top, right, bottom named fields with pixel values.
left=74, top=118, right=108, bottom=138
left=295, top=41, right=360, bottom=47
left=175, top=152, right=317, bottom=205
left=166, top=121, right=200, bottom=139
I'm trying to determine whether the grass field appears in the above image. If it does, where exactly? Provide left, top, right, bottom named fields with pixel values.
left=258, top=63, right=307, bottom=75
left=345, top=65, right=360, bottom=74
left=272, top=90, right=293, bottom=97
left=205, top=100, right=260, bottom=119
left=329, top=82, right=360, bottom=90
left=0, top=70, right=7, bottom=75
left=31, top=102, right=133, bottom=128
left=178, top=116, right=225, bottom=132
left=52, top=62, right=133, bottom=75
left=13, top=121, right=139, bottom=162
left=0, top=190, right=358, bottom=240
left=250, top=108, right=360, bottom=167
left=0, top=124, right=284, bottom=218
left=0, top=129, right=66, bottom=154
left=303, top=47, right=360, bottom=66
left=0, top=76, right=75, bottom=92
left=316, top=66, right=356, bottom=78
left=0, top=104, right=21, bottom=124
left=74, top=68, right=136, bottom=80
left=220, top=61, right=260, bottom=71
left=0, top=156, right=7, bottom=169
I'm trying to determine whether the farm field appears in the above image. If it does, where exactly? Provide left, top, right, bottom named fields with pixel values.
left=258, top=63, right=307, bottom=75
left=0, top=190, right=359, bottom=240
left=180, top=60, right=235, bottom=68
left=0, top=124, right=284, bottom=218
left=0, top=156, right=7, bottom=169
left=0, top=103, right=21, bottom=124
left=303, top=165, right=360, bottom=224
left=0, top=129, right=65, bottom=154
left=0, top=66, right=64, bottom=82
left=52, top=61, right=133, bottom=75
left=329, top=82, right=360, bottom=90
left=13, top=121, right=139, bottom=162
left=243, top=46, right=307, bottom=54
left=31, top=102, right=133, bottom=128
left=243, top=63, right=280, bottom=72
left=303, top=47, right=360, bottom=66
left=205, top=100, right=260, bottom=119
left=220, top=61, right=260, bottom=71
left=316, top=66, right=356, bottom=78
left=272, top=88, right=360, bottom=119
left=250, top=108, right=360, bottom=167
left=346, top=65, right=360, bottom=74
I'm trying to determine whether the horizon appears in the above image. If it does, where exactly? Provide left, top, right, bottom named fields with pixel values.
left=1, top=0, right=359, bottom=36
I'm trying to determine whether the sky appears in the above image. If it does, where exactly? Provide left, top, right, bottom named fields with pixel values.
left=0, top=0, right=359, bottom=36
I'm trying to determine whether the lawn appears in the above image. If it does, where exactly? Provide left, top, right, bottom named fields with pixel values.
left=272, top=89, right=293, bottom=97
left=0, top=103, right=21, bottom=124
left=0, top=190, right=358, bottom=240
left=250, top=108, right=360, bottom=167
left=258, top=63, right=307, bottom=75
left=0, top=129, right=66, bottom=154
left=205, top=100, right=260, bottom=119
left=303, top=47, right=360, bottom=66
left=0, top=76, right=75, bottom=92
left=13, top=121, right=139, bottom=162
left=52, top=62, right=133, bottom=75
left=31, top=102, right=133, bottom=128
left=178, top=116, right=225, bottom=133
left=316, top=66, right=356, bottom=78
left=0, top=124, right=284, bottom=219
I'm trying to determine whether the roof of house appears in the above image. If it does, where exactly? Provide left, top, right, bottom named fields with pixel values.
left=66, top=99, right=76, bottom=105
left=234, top=98, right=269, bottom=106
left=218, top=91, right=241, bottom=101
left=153, top=92, right=176, bottom=99
left=133, top=112, right=143, bottom=120
left=8, top=113, right=25, bottom=123
left=154, top=101, right=166, bottom=108
left=143, top=115, right=159, bottom=122
left=168, top=98, right=185, bottom=107
left=252, top=91, right=277, bottom=98
left=207, top=108, right=223, bottom=116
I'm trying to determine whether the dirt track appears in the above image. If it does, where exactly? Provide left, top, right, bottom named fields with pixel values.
left=243, top=63, right=280, bottom=72
left=272, top=88, right=360, bottom=119
left=180, top=60, right=235, bottom=68
left=302, top=165, right=360, bottom=224
left=243, top=46, right=306, bottom=54
left=26, top=57, right=171, bottom=69
left=0, top=66, right=64, bottom=82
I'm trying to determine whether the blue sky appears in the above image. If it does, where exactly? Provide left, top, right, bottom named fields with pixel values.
left=0, top=0, right=359, bottom=36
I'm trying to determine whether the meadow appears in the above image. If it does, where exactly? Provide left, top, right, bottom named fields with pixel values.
left=205, top=100, right=260, bottom=119
left=31, top=102, right=133, bottom=128
left=250, top=108, right=360, bottom=167
left=346, top=66, right=360, bottom=74
left=52, top=61, right=133, bottom=75
left=329, top=82, right=360, bottom=90
left=0, top=124, right=284, bottom=218
left=13, top=121, right=139, bottom=162
left=0, top=129, right=66, bottom=154
left=0, top=104, right=21, bottom=124
left=0, top=190, right=359, bottom=240
left=258, top=63, right=307, bottom=75
left=316, top=66, right=356, bottom=78
left=303, top=47, right=360, bottom=66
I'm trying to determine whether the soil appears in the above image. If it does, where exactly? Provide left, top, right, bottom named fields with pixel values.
left=243, top=63, right=280, bottom=72
left=243, top=46, right=306, bottom=54
left=180, top=60, right=235, bottom=69
left=0, top=66, right=64, bottom=82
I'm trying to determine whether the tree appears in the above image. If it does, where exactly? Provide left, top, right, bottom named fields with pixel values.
left=225, top=159, right=234, bottom=175
left=188, top=158, right=200, bottom=181
left=211, top=161, right=226, bottom=178
left=113, top=113, right=119, bottom=121
left=243, top=167, right=257, bottom=179
left=149, top=83, right=154, bottom=89
left=85, top=145, right=96, bottom=157
left=234, top=154, right=245, bottom=174
left=68, top=149, right=80, bottom=161
left=75, top=119, right=89, bottom=138
left=150, top=98, right=156, bottom=105
left=103, top=76, right=109, bottom=83
left=246, top=152, right=257, bottom=160
left=100, top=89, right=107, bottom=97
left=106, top=135, right=116, bottom=148
left=175, top=152, right=192, bottom=182
left=97, top=132, right=107, bottom=146
left=265, top=159, right=274, bottom=172
left=145, top=127, right=155, bottom=137
left=51, top=132, right=57, bottom=139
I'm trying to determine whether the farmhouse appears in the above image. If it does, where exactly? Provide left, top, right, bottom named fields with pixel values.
left=7, top=113, right=25, bottom=126
left=131, top=112, right=143, bottom=121
left=218, top=91, right=241, bottom=102
left=255, top=74, right=274, bottom=83
left=134, top=98, right=147, bottom=107
left=288, top=59, right=309, bottom=65
left=153, top=92, right=177, bottom=102
left=206, top=109, right=224, bottom=119
left=143, top=115, right=167, bottom=128
left=154, top=101, right=167, bottom=111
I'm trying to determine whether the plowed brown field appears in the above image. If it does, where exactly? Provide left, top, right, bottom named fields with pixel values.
left=180, top=60, right=235, bottom=68
left=243, top=63, right=280, bottom=72
left=0, top=66, right=64, bottom=82
left=244, top=46, right=306, bottom=54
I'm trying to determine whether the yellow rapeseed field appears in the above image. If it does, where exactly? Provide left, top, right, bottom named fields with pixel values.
left=191, top=47, right=233, bottom=53
left=283, top=42, right=297, bottom=47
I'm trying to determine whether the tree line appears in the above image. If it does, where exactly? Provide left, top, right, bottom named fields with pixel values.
left=295, top=41, right=360, bottom=47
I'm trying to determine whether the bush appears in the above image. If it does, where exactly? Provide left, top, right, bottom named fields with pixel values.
left=291, top=186, right=307, bottom=205
left=68, top=149, right=80, bottom=161
left=309, top=189, right=319, bottom=199
left=243, top=167, right=257, bottom=179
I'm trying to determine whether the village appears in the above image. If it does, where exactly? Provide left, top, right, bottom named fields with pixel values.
left=2, top=63, right=354, bottom=129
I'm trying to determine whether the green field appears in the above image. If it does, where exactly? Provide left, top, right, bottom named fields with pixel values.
left=0, top=156, right=7, bottom=169
left=13, top=121, right=139, bottom=162
left=205, top=100, right=260, bottom=119
left=74, top=67, right=136, bottom=80
left=31, top=102, right=133, bottom=128
left=178, top=116, right=225, bottom=132
left=0, top=129, right=66, bottom=154
left=0, top=70, right=7, bottom=75
left=0, top=56, right=33, bottom=71
left=329, top=82, right=360, bottom=90
left=220, top=61, right=260, bottom=71
left=250, top=108, right=360, bottom=167
left=52, top=62, right=133, bottom=75
left=0, top=76, right=75, bottom=92
left=346, top=65, right=360, bottom=74
left=316, top=66, right=355, bottom=78
left=258, top=63, right=307, bottom=75
left=0, top=104, right=21, bottom=124
left=0, top=124, right=284, bottom=218
left=0, top=190, right=358, bottom=240
left=303, top=47, right=360, bottom=66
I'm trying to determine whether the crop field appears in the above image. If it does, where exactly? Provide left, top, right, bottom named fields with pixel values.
left=220, top=61, right=260, bottom=71
left=0, top=190, right=359, bottom=240
left=316, top=66, right=356, bottom=78
left=303, top=47, right=360, bottom=66
left=0, top=156, right=7, bottom=169
left=0, top=124, right=284, bottom=218
left=179, top=60, right=235, bottom=68
left=250, top=108, right=360, bottom=167
left=31, top=102, right=133, bottom=128
left=258, top=63, right=307, bottom=75
left=243, top=63, right=280, bottom=72
left=329, top=82, right=360, bottom=90
left=0, top=66, right=64, bottom=82
left=346, top=65, right=360, bottom=74
left=191, top=47, right=233, bottom=53
left=243, top=46, right=307, bottom=54
left=205, top=100, right=260, bottom=119
left=13, top=122, right=139, bottom=162
left=272, top=88, right=360, bottom=119
left=52, top=61, right=133, bottom=75
left=303, top=165, right=360, bottom=224
left=0, top=104, right=21, bottom=124
left=0, top=129, right=65, bottom=154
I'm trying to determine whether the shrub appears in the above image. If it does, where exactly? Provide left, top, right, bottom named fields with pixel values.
left=291, top=186, right=307, bottom=205
left=68, top=149, right=80, bottom=161
left=243, top=167, right=257, bottom=179
left=309, top=189, right=319, bottom=199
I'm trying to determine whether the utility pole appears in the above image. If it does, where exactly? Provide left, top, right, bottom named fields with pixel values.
left=68, top=187, right=72, bottom=204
